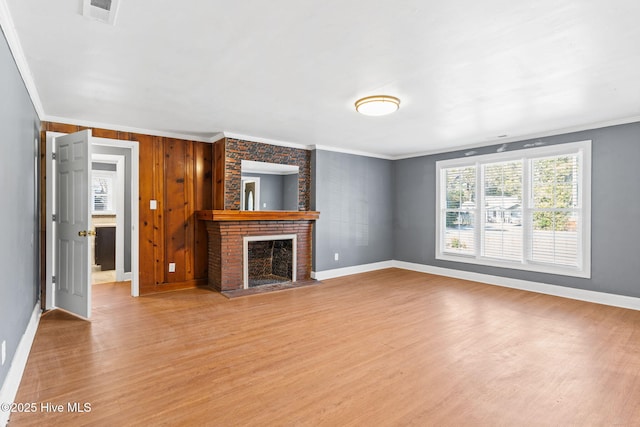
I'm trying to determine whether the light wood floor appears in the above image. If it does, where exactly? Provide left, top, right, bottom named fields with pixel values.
left=91, top=269, right=116, bottom=285
left=10, top=269, right=640, bottom=426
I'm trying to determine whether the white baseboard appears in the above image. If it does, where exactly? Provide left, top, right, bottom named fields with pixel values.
left=0, top=302, right=41, bottom=427
left=123, top=272, right=132, bottom=281
left=312, top=260, right=640, bottom=311
left=311, top=261, right=395, bottom=281
left=393, top=260, right=640, bottom=311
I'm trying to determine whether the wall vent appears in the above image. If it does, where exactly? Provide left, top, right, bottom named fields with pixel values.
left=83, top=0, right=120, bottom=25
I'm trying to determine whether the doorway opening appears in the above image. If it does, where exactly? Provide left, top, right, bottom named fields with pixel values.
left=91, top=154, right=125, bottom=285
left=45, top=131, right=140, bottom=317
left=241, top=177, right=260, bottom=211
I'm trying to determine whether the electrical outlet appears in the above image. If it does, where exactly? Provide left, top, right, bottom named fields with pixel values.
left=334, top=253, right=339, bottom=261
left=150, top=200, right=157, bottom=210
left=1, top=340, right=6, bottom=366
left=168, top=263, right=176, bottom=273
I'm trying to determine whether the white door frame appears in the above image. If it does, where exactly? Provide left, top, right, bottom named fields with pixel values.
left=92, top=153, right=125, bottom=281
left=46, top=131, right=140, bottom=309
left=241, top=177, right=261, bottom=211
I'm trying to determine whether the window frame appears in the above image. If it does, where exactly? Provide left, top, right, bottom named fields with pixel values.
left=435, top=140, right=591, bottom=278
left=92, top=169, right=117, bottom=215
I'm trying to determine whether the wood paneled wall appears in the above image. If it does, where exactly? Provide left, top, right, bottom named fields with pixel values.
left=41, top=122, right=212, bottom=296
left=212, top=140, right=226, bottom=210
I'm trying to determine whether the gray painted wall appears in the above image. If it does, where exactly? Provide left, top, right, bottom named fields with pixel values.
left=242, top=172, right=283, bottom=210
left=394, top=123, right=640, bottom=298
left=312, top=150, right=394, bottom=271
left=0, top=29, right=40, bottom=388
left=242, top=172, right=299, bottom=210
left=283, top=173, right=298, bottom=211
left=92, top=145, right=132, bottom=272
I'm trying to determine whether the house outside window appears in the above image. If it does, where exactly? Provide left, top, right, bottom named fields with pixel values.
left=436, top=141, right=591, bottom=278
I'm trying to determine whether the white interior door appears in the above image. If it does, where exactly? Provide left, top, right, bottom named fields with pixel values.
left=54, top=130, right=92, bottom=319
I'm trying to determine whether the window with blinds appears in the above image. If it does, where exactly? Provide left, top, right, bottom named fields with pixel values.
left=436, top=141, right=591, bottom=278
left=92, top=171, right=115, bottom=214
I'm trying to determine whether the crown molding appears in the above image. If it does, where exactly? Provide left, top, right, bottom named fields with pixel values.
left=312, top=145, right=394, bottom=160
left=0, top=0, right=45, bottom=119
left=222, top=132, right=310, bottom=150
left=44, top=115, right=221, bottom=142
left=391, top=115, right=640, bottom=160
left=221, top=132, right=396, bottom=160
left=209, top=133, right=225, bottom=143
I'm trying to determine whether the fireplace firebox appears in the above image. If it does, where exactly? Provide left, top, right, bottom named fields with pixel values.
left=244, top=235, right=296, bottom=288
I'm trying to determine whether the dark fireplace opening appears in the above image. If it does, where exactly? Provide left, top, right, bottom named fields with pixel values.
left=247, top=239, right=293, bottom=287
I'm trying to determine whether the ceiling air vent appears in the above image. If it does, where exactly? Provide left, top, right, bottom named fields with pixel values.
left=82, top=0, right=120, bottom=25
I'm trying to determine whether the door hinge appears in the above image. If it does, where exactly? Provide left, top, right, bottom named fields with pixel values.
left=52, top=275, right=56, bottom=284
left=52, top=152, right=56, bottom=160
left=52, top=214, right=57, bottom=222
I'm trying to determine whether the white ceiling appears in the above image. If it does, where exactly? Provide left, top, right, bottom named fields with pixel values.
left=3, top=0, right=640, bottom=158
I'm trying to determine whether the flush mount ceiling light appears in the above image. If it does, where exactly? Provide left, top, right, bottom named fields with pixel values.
left=355, top=95, right=400, bottom=116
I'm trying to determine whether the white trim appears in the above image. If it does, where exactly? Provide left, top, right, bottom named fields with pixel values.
left=37, top=115, right=640, bottom=161
left=312, top=145, right=394, bottom=160
left=92, top=138, right=140, bottom=297
left=391, top=115, right=640, bottom=160
left=241, top=159, right=299, bottom=175
left=393, top=261, right=640, bottom=311
left=240, top=177, right=261, bottom=211
left=436, top=139, right=591, bottom=165
left=0, top=303, right=41, bottom=427
left=311, top=261, right=395, bottom=280
left=243, top=234, right=297, bottom=289
left=43, top=115, right=220, bottom=143
left=45, top=133, right=56, bottom=310
left=223, top=132, right=310, bottom=150
left=129, top=142, right=140, bottom=296
left=0, top=1, right=45, bottom=119
left=312, top=260, right=640, bottom=311
left=434, top=253, right=591, bottom=278
left=225, top=137, right=395, bottom=160
left=36, top=115, right=640, bottom=161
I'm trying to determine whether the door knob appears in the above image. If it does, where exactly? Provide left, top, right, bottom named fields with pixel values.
left=78, top=230, right=96, bottom=237
left=88, top=230, right=96, bottom=236
left=78, top=230, right=87, bottom=237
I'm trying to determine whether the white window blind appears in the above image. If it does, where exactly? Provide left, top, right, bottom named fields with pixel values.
left=482, top=160, right=523, bottom=261
left=530, top=155, right=581, bottom=267
left=444, top=166, right=476, bottom=255
left=92, top=171, right=115, bottom=214
left=436, top=141, right=591, bottom=278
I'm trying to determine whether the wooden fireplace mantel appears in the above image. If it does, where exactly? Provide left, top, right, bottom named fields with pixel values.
left=196, top=210, right=320, bottom=222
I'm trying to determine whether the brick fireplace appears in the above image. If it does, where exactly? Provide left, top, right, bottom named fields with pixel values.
left=197, top=211, right=319, bottom=292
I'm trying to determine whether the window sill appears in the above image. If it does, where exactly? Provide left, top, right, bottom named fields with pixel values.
left=435, top=252, right=591, bottom=279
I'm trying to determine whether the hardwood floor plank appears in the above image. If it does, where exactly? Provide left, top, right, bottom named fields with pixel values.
left=9, top=269, right=640, bottom=426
